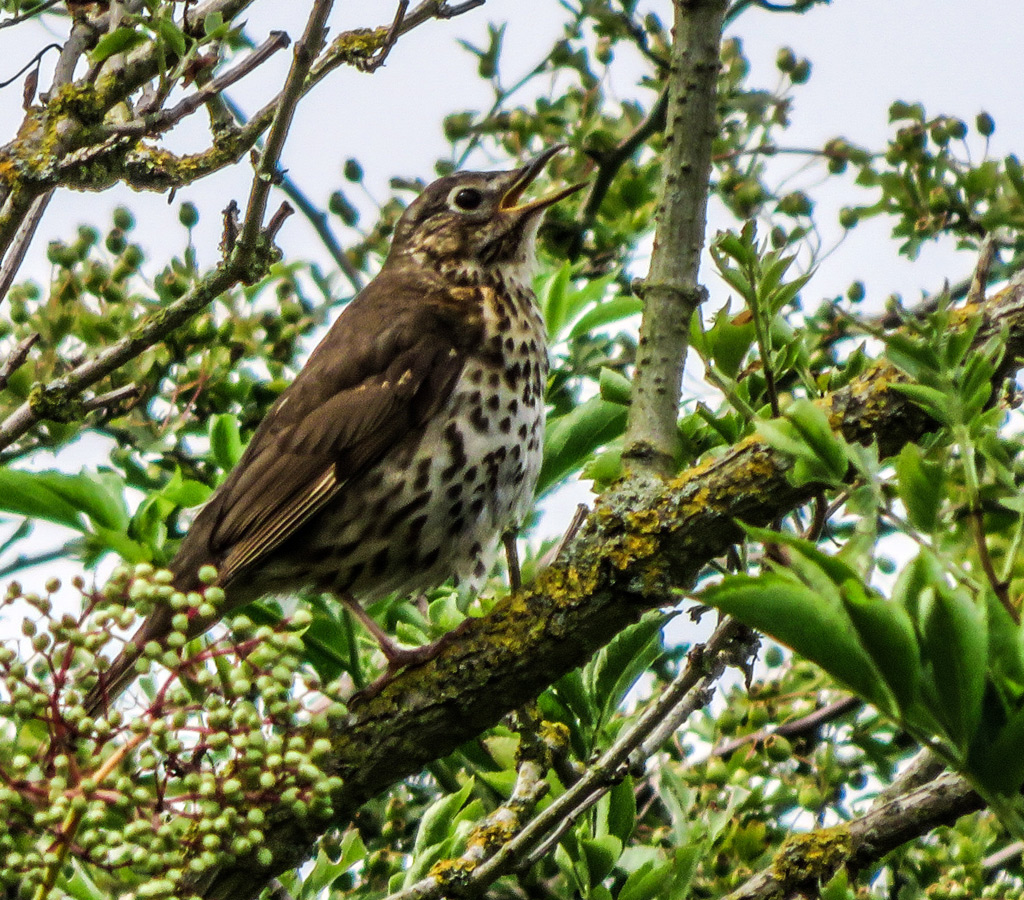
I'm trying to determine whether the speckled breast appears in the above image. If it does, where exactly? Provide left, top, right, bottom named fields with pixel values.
left=283, top=275, right=548, bottom=603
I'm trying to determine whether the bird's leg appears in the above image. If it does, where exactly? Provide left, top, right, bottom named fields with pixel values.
left=503, top=530, right=521, bottom=593
left=341, top=591, right=474, bottom=703
left=338, top=591, right=435, bottom=669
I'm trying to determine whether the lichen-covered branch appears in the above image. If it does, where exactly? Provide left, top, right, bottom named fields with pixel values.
left=0, top=0, right=487, bottom=272
left=188, top=261, right=1024, bottom=899
left=623, top=0, right=728, bottom=477
left=724, top=773, right=981, bottom=900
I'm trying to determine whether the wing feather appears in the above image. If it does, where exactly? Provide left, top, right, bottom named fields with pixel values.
left=171, top=268, right=480, bottom=590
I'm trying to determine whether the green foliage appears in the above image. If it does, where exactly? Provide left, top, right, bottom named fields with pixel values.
left=3, top=0, right=1024, bottom=898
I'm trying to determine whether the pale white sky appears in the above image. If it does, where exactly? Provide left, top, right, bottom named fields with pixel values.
left=0, top=0, right=1022, bottom=597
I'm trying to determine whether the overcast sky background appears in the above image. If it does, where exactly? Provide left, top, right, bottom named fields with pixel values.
left=0, top=0, right=1023, bottom=609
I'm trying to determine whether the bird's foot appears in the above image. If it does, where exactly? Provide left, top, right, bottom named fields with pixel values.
left=352, top=642, right=439, bottom=703
left=351, top=622, right=470, bottom=703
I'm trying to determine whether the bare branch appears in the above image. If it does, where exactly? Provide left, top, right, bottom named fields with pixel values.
left=81, top=383, right=141, bottom=413
left=622, top=0, right=728, bottom=478
left=569, top=87, right=668, bottom=259
left=711, top=695, right=861, bottom=759
left=238, top=0, right=334, bottom=253
left=0, top=333, right=39, bottom=392
left=0, top=0, right=62, bottom=30
left=399, top=0, right=486, bottom=33
left=264, top=200, right=295, bottom=241
left=0, top=17, right=95, bottom=294
left=381, top=619, right=752, bottom=900
left=355, top=0, right=408, bottom=73
left=725, top=773, right=981, bottom=899
left=0, top=193, right=49, bottom=304
left=103, top=31, right=292, bottom=138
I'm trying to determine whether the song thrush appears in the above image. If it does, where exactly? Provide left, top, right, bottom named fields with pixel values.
left=85, top=145, right=582, bottom=714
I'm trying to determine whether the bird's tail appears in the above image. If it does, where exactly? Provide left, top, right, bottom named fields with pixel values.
left=82, top=604, right=175, bottom=719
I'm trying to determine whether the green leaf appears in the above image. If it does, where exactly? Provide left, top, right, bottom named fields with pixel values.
left=842, top=582, right=921, bottom=713
left=784, top=399, right=850, bottom=481
left=539, top=396, right=628, bottom=495
left=203, top=11, right=225, bottom=37
left=920, top=584, right=987, bottom=749
left=605, top=776, right=637, bottom=846
left=894, top=444, right=945, bottom=532
left=820, top=869, right=855, bottom=900
left=581, top=835, right=622, bottom=886
left=590, top=615, right=665, bottom=728
left=969, top=702, right=1024, bottom=795
left=618, top=860, right=673, bottom=900
left=740, top=524, right=862, bottom=588
left=1006, top=154, right=1024, bottom=202
left=210, top=413, right=244, bottom=471
left=598, top=368, right=632, bottom=406
left=703, top=305, right=755, bottom=379
left=91, top=26, right=148, bottom=62
left=156, top=15, right=187, bottom=57
left=568, top=296, right=642, bottom=339
left=0, top=468, right=120, bottom=532
left=890, top=382, right=952, bottom=425
left=702, top=574, right=886, bottom=706
left=539, top=263, right=572, bottom=339
left=159, top=470, right=212, bottom=508
left=412, top=777, right=475, bottom=856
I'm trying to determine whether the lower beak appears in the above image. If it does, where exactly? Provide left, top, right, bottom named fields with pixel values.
left=500, top=144, right=586, bottom=214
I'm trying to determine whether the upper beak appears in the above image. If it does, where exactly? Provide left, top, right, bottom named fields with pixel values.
left=499, top=144, right=586, bottom=214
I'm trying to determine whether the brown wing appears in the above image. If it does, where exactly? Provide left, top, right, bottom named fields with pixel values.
left=171, top=267, right=480, bottom=589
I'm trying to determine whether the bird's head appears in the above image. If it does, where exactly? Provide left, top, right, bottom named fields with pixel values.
left=388, top=145, right=584, bottom=285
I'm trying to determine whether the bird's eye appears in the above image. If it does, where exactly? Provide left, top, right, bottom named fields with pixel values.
left=452, top=188, right=483, bottom=211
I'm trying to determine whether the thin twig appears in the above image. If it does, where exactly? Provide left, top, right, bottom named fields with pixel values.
left=445, top=619, right=748, bottom=897
left=219, top=93, right=363, bottom=292
left=81, top=383, right=140, bottom=413
left=0, top=194, right=49, bottom=304
left=569, top=88, right=668, bottom=259
left=238, top=0, right=334, bottom=253
left=399, top=0, right=485, bottom=32
left=383, top=750, right=549, bottom=900
left=0, top=0, right=62, bottom=30
left=103, top=31, right=291, bottom=138
left=0, top=333, right=39, bottom=391
left=0, top=42, right=61, bottom=88
left=356, top=0, right=408, bottom=73
left=967, top=235, right=998, bottom=307
left=264, top=201, right=294, bottom=241
left=539, top=503, right=589, bottom=568
left=982, top=840, right=1024, bottom=873
left=0, top=17, right=94, bottom=291
left=711, top=695, right=861, bottom=759
left=969, top=508, right=1017, bottom=623
left=0, top=545, right=70, bottom=579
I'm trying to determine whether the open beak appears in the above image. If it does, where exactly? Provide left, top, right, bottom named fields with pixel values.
left=499, top=144, right=586, bottom=215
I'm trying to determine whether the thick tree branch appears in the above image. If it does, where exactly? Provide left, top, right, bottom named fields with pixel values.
left=188, top=261, right=1024, bottom=898
left=623, top=0, right=728, bottom=478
